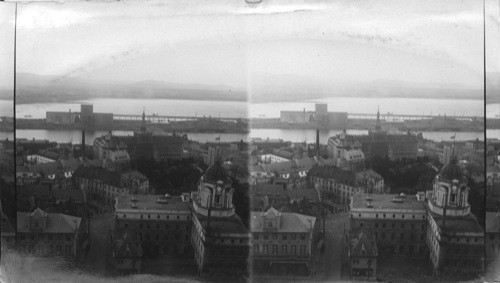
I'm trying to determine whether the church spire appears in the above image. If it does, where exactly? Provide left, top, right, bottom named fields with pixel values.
left=375, top=106, right=381, bottom=132
left=140, top=107, right=146, bottom=134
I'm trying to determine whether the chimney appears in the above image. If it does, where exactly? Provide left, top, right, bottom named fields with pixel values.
left=81, top=130, right=86, bottom=159
left=316, top=129, right=320, bottom=158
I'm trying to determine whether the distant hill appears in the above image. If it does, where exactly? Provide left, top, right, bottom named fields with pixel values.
left=15, top=73, right=246, bottom=104
left=251, top=73, right=484, bottom=103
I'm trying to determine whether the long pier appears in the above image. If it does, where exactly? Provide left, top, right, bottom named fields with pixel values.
left=113, top=114, right=247, bottom=124
left=347, top=113, right=483, bottom=122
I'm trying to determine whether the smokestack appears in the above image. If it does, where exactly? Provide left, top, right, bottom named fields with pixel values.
left=316, top=129, right=320, bottom=158
left=82, top=130, right=86, bottom=159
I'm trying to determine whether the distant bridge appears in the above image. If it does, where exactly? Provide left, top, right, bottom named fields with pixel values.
left=348, top=113, right=483, bottom=122
left=113, top=114, right=247, bottom=124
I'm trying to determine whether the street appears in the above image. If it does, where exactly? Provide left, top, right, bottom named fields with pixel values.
left=312, top=212, right=349, bottom=282
left=82, top=212, right=114, bottom=275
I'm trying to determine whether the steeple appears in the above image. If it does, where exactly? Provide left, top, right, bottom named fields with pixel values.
left=375, top=106, right=381, bottom=132
left=140, top=107, right=146, bottom=134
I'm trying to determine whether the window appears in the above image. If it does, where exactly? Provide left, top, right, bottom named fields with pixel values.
left=263, top=234, right=268, bottom=240
left=264, top=245, right=268, bottom=254
left=272, top=234, right=278, bottom=240
left=282, top=245, right=287, bottom=254
left=254, top=233, right=259, bottom=240
left=300, top=245, right=306, bottom=255
left=272, top=245, right=278, bottom=254
left=301, top=234, right=306, bottom=240
left=291, top=245, right=296, bottom=254
left=282, top=234, right=287, bottom=240
left=253, top=245, right=259, bottom=254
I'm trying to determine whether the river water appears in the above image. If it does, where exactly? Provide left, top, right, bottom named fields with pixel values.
left=250, top=97, right=483, bottom=118
left=16, top=98, right=248, bottom=119
left=15, top=97, right=487, bottom=143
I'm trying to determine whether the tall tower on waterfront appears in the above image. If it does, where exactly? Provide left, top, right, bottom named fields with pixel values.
left=140, top=107, right=147, bottom=134
left=375, top=106, right=381, bottom=132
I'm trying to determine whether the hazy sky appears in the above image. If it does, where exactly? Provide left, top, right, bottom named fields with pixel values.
left=1, top=0, right=499, bottom=90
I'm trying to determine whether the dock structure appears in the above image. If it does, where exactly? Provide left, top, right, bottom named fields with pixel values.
left=348, top=113, right=483, bottom=122
left=113, top=114, right=246, bottom=124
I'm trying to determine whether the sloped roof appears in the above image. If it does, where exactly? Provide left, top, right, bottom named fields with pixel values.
left=52, top=189, right=85, bottom=202
left=203, top=161, right=231, bottom=183
left=263, top=160, right=296, bottom=175
left=439, top=159, right=467, bottom=183
left=18, top=184, right=51, bottom=198
left=273, top=149, right=295, bottom=160
left=73, top=166, right=122, bottom=187
left=351, top=231, right=378, bottom=257
left=250, top=208, right=316, bottom=233
left=17, top=209, right=81, bottom=234
left=252, top=184, right=284, bottom=197
left=308, top=164, right=357, bottom=186
left=294, top=157, right=316, bottom=170
left=114, top=230, right=142, bottom=258
left=29, top=161, right=60, bottom=175
left=60, top=158, right=82, bottom=171
left=286, top=189, right=319, bottom=202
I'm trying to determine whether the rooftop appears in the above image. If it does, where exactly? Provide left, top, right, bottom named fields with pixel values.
left=195, top=213, right=249, bottom=235
left=308, top=164, right=357, bottom=186
left=250, top=209, right=316, bottom=233
left=286, top=189, right=319, bottom=202
left=115, top=194, right=190, bottom=212
left=52, top=189, right=85, bottom=202
left=252, top=183, right=284, bottom=197
left=17, top=209, right=81, bottom=234
left=73, top=166, right=122, bottom=187
left=203, top=161, right=231, bottom=183
left=351, top=194, right=426, bottom=211
left=263, top=160, right=296, bottom=175
left=351, top=231, right=378, bottom=257
left=428, top=210, right=483, bottom=234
